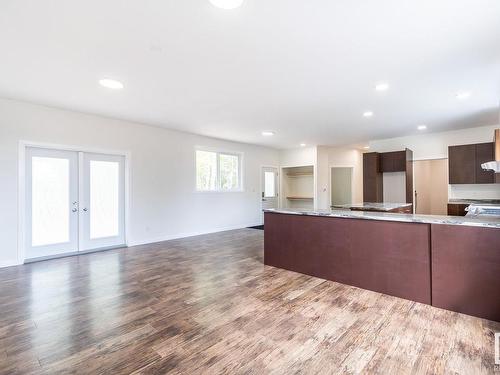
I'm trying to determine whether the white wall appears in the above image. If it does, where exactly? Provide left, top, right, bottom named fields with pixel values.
left=316, top=146, right=330, bottom=209
left=325, top=147, right=364, bottom=207
left=449, top=184, right=500, bottom=200
left=279, top=147, right=317, bottom=167
left=369, top=124, right=499, bottom=160
left=280, top=146, right=363, bottom=209
left=383, top=172, right=406, bottom=203
left=0, top=98, right=280, bottom=267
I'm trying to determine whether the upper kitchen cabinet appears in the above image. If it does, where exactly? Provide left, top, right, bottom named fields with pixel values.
left=448, top=142, right=495, bottom=184
left=380, top=151, right=406, bottom=172
left=475, top=143, right=495, bottom=184
left=363, top=149, right=413, bottom=204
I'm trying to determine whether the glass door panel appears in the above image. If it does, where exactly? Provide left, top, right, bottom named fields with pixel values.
left=80, top=153, right=125, bottom=251
left=26, top=148, right=79, bottom=259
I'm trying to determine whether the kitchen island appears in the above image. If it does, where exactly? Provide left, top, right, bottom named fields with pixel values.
left=264, top=208, right=500, bottom=321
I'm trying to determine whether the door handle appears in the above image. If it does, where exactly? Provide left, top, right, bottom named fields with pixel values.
left=72, top=208, right=78, bottom=213
left=83, top=208, right=88, bottom=212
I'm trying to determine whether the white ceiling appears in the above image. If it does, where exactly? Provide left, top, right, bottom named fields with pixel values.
left=1, top=0, right=499, bottom=149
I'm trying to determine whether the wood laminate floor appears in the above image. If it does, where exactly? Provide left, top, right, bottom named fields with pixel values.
left=0, top=229, right=499, bottom=374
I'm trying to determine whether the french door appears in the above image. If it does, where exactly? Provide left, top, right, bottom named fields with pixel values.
left=25, top=147, right=126, bottom=260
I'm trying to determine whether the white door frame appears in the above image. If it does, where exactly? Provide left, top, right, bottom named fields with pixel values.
left=18, top=140, right=131, bottom=264
left=328, top=165, right=355, bottom=208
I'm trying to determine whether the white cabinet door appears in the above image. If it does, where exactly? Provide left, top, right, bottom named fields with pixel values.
left=80, top=153, right=125, bottom=251
left=26, top=148, right=79, bottom=259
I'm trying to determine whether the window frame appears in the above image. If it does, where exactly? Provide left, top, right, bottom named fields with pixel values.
left=195, top=147, right=244, bottom=192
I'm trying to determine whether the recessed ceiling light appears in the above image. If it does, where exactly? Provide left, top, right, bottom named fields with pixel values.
left=456, top=91, right=471, bottom=100
left=363, top=111, right=374, bottom=118
left=363, top=146, right=370, bottom=150
left=417, top=125, right=427, bottom=130
left=262, top=131, right=275, bottom=136
left=209, top=0, right=244, bottom=9
left=99, top=78, right=124, bottom=90
left=375, top=83, right=389, bottom=91
left=300, top=143, right=306, bottom=147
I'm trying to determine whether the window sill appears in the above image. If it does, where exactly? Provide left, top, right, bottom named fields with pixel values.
left=195, top=189, right=245, bottom=193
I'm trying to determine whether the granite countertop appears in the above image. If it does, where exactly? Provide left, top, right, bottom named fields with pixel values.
left=264, top=208, right=500, bottom=228
left=331, top=202, right=412, bottom=211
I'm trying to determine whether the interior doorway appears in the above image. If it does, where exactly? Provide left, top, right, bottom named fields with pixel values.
left=414, top=159, right=448, bottom=215
left=24, top=146, right=126, bottom=261
left=330, top=167, right=353, bottom=206
left=261, top=166, right=279, bottom=224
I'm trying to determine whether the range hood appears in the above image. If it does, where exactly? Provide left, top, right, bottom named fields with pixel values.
left=481, top=161, right=500, bottom=172
left=481, top=129, right=500, bottom=173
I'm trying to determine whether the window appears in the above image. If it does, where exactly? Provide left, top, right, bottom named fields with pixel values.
left=196, top=149, right=242, bottom=191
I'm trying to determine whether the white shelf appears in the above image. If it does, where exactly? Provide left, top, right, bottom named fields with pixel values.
left=286, top=172, right=313, bottom=177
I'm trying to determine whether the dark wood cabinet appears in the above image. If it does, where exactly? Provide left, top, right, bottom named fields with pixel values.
left=475, top=143, right=495, bottom=184
left=448, top=144, right=476, bottom=184
left=381, top=151, right=406, bottom=172
left=448, top=142, right=495, bottom=184
left=363, top=149, right=413, bottom=204
left=363, top=152, right=383, bottom=202
left=447, top=203, right=468, bottom=216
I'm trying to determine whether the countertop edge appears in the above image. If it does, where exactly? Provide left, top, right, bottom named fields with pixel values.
left=263, top=209, right=500, bottom=229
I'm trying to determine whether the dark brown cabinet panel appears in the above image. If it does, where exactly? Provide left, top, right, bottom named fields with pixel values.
left=431, top=224, right=500, bottom=322
left=381, top=151, right=406, bottom=172
left=448, top=144, right=476, bottom=184
left=449, top=142, right=496, bottom=184
left=447, top=203, right=468, bottom=216
left=475, top=142, right=495, bottom=184
left=264, top=212, right=431, bottom=305
left=363, top=152, right=383, bottom=202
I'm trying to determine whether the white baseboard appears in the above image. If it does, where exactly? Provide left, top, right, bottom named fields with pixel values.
left=0, top=223, right=262, bottom=269
left=128, top=222, right=262, bottom=247
left=0, top=259, right=23, bottom=269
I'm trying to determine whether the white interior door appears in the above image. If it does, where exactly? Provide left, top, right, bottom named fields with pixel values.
left=261, top=167, right=279, bottom=223
left=26, top=147, right=79, bottom=259
left=80, top=153, right=125, bottom=251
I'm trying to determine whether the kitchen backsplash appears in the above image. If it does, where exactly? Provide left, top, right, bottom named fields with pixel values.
left=449, top=183, right=500, bottom=200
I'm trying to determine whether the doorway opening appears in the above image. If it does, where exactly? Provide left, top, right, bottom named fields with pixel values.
left=330, top=167, right=353, bottom=207
left=261, top=166, right=279, bottom=225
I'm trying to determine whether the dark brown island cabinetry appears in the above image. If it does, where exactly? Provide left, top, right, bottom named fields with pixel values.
left=431, top=224, right=500, bottom=322
left=264, top=211, right=500, bottom=322
left=448, top=142, right=495, bottom=184
left=264, top=212, right=431, bottom=305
